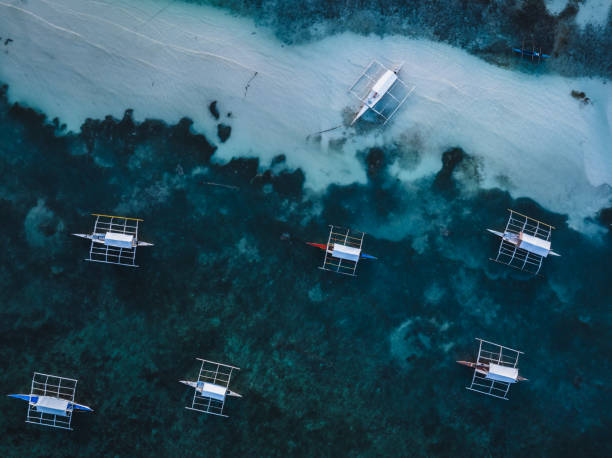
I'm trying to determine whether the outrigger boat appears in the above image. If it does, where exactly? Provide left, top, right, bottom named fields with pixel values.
left=309, top=225, right=376, bottom=277
left=488, top=209, right=559, bottom=275
left=348, top=60, right=415, bottom=126
left=73, top=214, right=153, bottom=267
left=182, top=359, right=241, bottom=418
left=8, top=372, right=93, bottom=430
left=459, top=338, right=527, bottom=400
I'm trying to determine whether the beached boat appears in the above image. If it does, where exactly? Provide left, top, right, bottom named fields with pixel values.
left=348, top=60, right=415, bottom=125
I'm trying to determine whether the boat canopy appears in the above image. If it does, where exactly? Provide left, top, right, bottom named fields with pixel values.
left=366, top=70, right=397, bottom=108
left=34, top=397, right=70, bottom=416
left=518, top=233, right=551, bottom=257
left=198, top=382, right=226, bottom=402
left=104, top=231, right=134, bottom=248
left=331, top=243, right=361, bottom=262
left=485, top=363, right=519, bottom=384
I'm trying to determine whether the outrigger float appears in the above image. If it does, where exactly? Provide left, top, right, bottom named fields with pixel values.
left=488, top=209, right=559, bottom=275
left=73, top=214, right=153, bottom=267
left=348, top=60, right=415, bottom=126
left=458, top=338, right=527, bottom=400
left=8, top=372, right=93, bottom=430
left=308, top=225, right=376, bottom=277
left=181, top=359, right=241, bottom=418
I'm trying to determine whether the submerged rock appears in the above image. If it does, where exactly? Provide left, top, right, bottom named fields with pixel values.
left=433, top=146, right=465, bottom=192
left=24, top=199, right=64, bottom=249
left=365, top=147, right=386, bottom=179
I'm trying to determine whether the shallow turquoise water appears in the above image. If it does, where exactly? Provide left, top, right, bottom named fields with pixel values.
left=0, top=81, right=610, bottom=457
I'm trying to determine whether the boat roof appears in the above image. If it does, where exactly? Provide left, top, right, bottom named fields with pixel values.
left=199, top=382, right=226, bottom=401
left=486, top=363, right=519, bottom=383
left=518, top=233, right=551, bottom=257
left=104, top=231, right=134, bottom=248
left=331, top=243, right=361, bottom=262
left=368, top=71, right=397, bottom=104
left=35, top=396, right=70, bottom=415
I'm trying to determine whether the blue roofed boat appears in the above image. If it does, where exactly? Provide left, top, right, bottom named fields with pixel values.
left=8, top=372, right=93, bottom=430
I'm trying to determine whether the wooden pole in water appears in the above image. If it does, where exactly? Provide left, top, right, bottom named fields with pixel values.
left=200, top=181, right=240, bottom=190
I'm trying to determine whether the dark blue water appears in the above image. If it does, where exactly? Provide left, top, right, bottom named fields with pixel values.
left=0, top=78, right=610, bottom=457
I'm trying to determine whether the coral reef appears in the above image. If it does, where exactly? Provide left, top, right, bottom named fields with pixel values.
left=0, top=83, right=610, bottom=456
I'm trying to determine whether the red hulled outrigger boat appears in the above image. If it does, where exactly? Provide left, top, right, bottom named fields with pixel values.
left=308, top=225, right=376, bottom=276
left=306, top=243, right=377, bottom=260
left=459, top=338, right=527, bottom=400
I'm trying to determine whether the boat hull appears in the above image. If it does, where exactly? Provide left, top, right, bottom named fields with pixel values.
left=457, top=361, right=527, bottom=381
left=72, top=233, right=153, bottom=247
left=307, top=242, right=376, bottom=260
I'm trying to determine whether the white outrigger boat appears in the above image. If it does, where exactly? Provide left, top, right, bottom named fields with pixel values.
left=349, top=60, right=415, bottom=126
left=459, top=338, right=527, bottom=400
left=181, top=359, right=241, bottom=418
left=73, top=213, right=153, bottom=267
left=8, top=372, right=93, bottom=430
left=488, top=209, right=559, bottom=275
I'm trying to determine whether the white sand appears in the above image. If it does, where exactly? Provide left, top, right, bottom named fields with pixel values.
left=1, top=0, right=611, bottom=230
